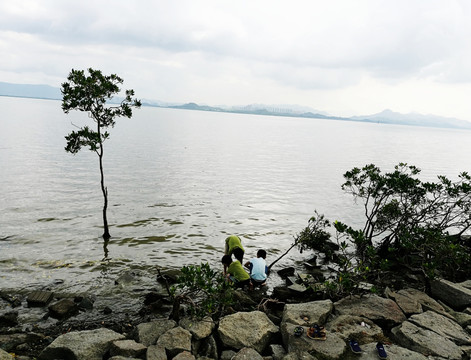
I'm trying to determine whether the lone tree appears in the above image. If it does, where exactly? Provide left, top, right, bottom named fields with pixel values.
left=61, top=68, right=141, bottom=239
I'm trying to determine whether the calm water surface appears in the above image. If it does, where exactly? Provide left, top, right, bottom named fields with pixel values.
left=1, top=97, right=470, bottom=295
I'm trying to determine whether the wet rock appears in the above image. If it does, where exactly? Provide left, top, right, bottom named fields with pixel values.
left=0, top=311, right=18, bottom=327
left=179, top=316, right=215, bottom=340
left=76, top=295, right=95, bottom=310
left=231, top=347, right=263, bottom=360
left=135, top=318, right=176, bottom=346
left=277, top=267, right=295, bottom=279
left=326, top=315, right=383, bottom=343
left=48, top=298, right=78, bottom=319
left=408, top=310, right=471, bottom=345
left=39, top=327, right=125, bottom=360
left=0, top=332, right=45, bottom=353
left=115, top=271, right=137, bottom=286
left=156, top=326, right=191, bottom=358
left=110, top=339, right=147, bottom=359
left=172, top=351, right=195, bottom=360
left=391, top=320, right=463, bottom=359
left=0, top=348, right=14, bottom=360
left=281, top=299, right=333, bottom=327
left=218, top=311, right=279, bottom=353
left=146, top=344, right=167, bottom=360
left=26, top=291, right=54, bottom=307
left=430, top=278, right=471, bottom=309
left=335, top=294, right=406, bottom=328
left=104, top=306, right=113, bottom=314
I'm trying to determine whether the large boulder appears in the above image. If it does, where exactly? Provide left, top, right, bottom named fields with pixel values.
left=110, top=339, right=147, bottom=358
left=391, top=321, right=463, bottom=360
left=218, top=311, right=279, bottom=353
left=431, top=279, right=471, bottom=309
left=39, top=328, right=125, bottom=360
left=408, top=311, right=471, bottom=345
left=354, top=342, right=429, bottom=359
left=335, top=294, right=406, bottom=328
left=394, top=288, right=449, bottom=317
left=135, top=318, right=176, bottom=346
left=179, top=316, right=215, bottom=340
left=325, top=315, right=383, bottom=343
left=281, top=300, right=333, bottom=326
left=156, top=326, right=192, bottom=358
left=146, top=344, right=167, bottom=360
left=280, top=322, right=346, bottom=359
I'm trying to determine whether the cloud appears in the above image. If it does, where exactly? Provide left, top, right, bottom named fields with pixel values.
left=2, top=0, right=471, bottom=119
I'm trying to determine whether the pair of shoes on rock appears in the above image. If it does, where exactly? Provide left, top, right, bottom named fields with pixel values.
left=307, top=324, right=326, bottom=340
left=348, top=339, right=387, bottom=358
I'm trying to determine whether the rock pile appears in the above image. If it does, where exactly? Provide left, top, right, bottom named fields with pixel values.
left=1, top=278, right=471, bottom=359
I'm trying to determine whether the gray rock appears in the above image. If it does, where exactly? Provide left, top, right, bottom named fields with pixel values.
left=280, top=322, right=345, bottom=359
left=355, top=342, right=429, bottom=359
left=197, top=335, right=218, bottom=359
left=136, top=318, right=176, bottom=346
left=179, top=316, right=215, bottom=340
left=146, top=344, right=167, bottom=360
left=460, top=280, right=471, bottom=290
left=231, top=347, right=264, bottom=360
left=281, top=300, right=333, bottom=326
left=0, top=311, right=18, bottom=327
left=391, top=321, right=463, bottom=359
left=156, top=326, right=191, bottom=358
left=326, top=315, right=383, bottom=343
left=0, top=348, right=14, bottom=360
left=282, top=352, right=318, bottom=360
left=39, top=327, right=125, bottom=360
left=430, top=278, right=471, bottom=309
left=335, top=294, right=406, bottom=328
left=172, top=351, right=195, bottom=360
left=385, top=288, right=422, bottom=315
left=48, top=298, right=78, bottom=319
left=269, top=344, right=287, bottom=360
left=109, top=357, right=141, bottom=360
left=110, top=339, right=147, bottom=358
left=0, top=333, right=45, bottom=353
left=218, top=311, right=279, bottom=353
left=408, top=310, right=471, bottom=345
left=220, top=350, right=237, bottom=360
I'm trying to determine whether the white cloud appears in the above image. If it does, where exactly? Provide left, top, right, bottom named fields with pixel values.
left=2, top=0, right=471, bottom=120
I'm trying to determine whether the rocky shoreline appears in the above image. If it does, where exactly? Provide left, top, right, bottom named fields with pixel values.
left=1, top=268, right=471, bottom=360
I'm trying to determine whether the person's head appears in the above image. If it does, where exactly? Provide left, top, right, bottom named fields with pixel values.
left=232, top=247, right=244, bottom=262
left=257, top=249, right=267, bottom=259
left=221, top=255, right=232, bottom=266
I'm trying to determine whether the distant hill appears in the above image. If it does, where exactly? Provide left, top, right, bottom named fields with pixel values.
left=351, top=109, right=471, bottom=130
left=2, top=81, right=471, bottom=130
left=0, top=82, right=61, bottom=100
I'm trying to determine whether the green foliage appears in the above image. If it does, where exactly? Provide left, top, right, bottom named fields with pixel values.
left=299, top=163, right=471, bottom=291
left=61, top=68, right=141, bottom=239
left=62, top=68, right=141, bottom=155
left=170, top=263, right=234, bottom=320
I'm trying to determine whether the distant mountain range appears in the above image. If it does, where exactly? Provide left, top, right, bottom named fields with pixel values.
left=1, top=81, right=471, bottom=130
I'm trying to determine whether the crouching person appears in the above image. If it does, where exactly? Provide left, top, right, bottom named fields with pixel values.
left=221, top=253, right=250, bottom=289
left=245, top=249, right=268, bottom=288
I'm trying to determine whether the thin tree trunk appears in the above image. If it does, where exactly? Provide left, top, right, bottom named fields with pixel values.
left=99, top=147, right=110, bottom=240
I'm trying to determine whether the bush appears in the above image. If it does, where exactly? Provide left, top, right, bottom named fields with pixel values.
left=170, top=263, right=234, bottom=320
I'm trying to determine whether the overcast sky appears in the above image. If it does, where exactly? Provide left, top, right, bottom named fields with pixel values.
left=2, top=1, right=471, bottom=120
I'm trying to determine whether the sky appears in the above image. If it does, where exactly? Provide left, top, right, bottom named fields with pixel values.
left=2, top=1, right=471, bottom=120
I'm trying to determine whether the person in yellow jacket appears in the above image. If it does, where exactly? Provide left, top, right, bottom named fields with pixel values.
left=224, top=235, right=245, bottom=273
left=221, top=254, right=250, bottom=289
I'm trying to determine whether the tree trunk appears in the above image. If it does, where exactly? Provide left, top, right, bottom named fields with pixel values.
left=99, top=151, right=110, bottom=240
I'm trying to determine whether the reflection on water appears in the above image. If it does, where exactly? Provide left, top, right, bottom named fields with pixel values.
left=1, top=97, right=471, bottom=295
